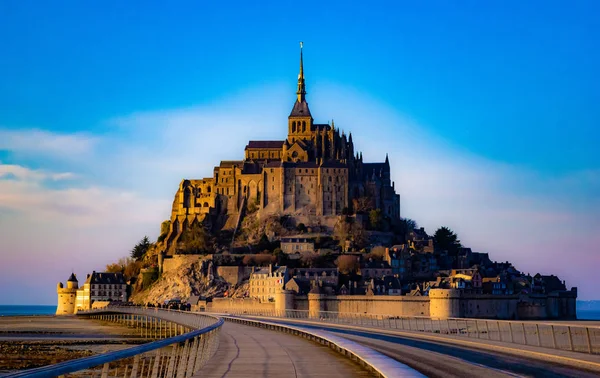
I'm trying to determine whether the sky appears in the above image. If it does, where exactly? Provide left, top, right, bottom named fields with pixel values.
left=0, top=1, right=598, bottom=304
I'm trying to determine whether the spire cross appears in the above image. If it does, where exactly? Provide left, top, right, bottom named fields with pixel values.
left=297, top=42, right=306, bottom=102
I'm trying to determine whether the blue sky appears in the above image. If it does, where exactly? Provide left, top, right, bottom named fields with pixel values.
left=0, top=1, right=598, bottom=304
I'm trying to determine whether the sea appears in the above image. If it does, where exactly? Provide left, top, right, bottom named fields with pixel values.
left=0, top=305, right=57, bottom=316
left=0, top=305, right=598, bottom=319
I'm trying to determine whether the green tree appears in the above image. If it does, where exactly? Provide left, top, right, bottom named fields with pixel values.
left=433, top=226, right=461, bottom=256
left=256, top=233, right=271, bottom=252
left=131, top=236, right=151, bottom=260
left=181, top=223, right=214, bottom=254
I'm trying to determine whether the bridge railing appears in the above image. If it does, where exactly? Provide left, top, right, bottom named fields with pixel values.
left=5, top=307, right=223, bottom=378
left=213, top=308, right=600, bottom=355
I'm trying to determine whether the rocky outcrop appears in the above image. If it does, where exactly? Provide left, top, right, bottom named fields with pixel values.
left=131, top=257, right=246, bottom=305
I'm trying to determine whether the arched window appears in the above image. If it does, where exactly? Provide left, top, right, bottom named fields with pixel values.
left=207, top=186, right=211, bottom=193
left=302, top=121, right=306, bottom=132
left=292, top=121, right=296, bottom=133
left=203, top=202, right=209, bottom=207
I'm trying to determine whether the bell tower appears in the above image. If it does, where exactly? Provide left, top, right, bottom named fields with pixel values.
left=288, top=42, right=313, bottom=143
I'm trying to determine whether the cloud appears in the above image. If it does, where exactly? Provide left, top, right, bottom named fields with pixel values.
left=0, top=163, right=166, bottom=226
left=0, top=128, right=97, bottom=158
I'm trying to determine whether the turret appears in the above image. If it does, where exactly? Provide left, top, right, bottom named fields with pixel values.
left=56, top=273, right=78, bottom=315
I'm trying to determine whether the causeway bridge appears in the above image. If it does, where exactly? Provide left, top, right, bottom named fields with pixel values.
left=4, top=307, right=600, bottom=377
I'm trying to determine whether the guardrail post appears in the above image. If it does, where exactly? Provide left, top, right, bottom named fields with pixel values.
left=150, top=349, right=161, bottom=378
left=568, top=326, right=574, bottom=351
left=100, top=362, right=109, bottom=378
left=130, top=354, right=141, bottom=378
left=585, top=327, right=593, bottom=354
left=166, top=343, right=178, bottom=377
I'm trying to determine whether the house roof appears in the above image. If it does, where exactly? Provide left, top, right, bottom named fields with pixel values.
left=85, top=272, right=126, bottom=285
left=285, top=278, right=311, bottom=294
left=245, top=141, right=285, bottom=150
left=218, top=160, right=243, bottom=168
left=67, top=273, right=78, bottom=282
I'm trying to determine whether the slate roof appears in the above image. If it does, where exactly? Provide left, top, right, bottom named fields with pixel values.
left=68, top=273, right=78, bottom=282
left=219, top=160, right=243, bottom=168
left=245, top=141, right=285, bottom=150
left=85, top=272, right=126, bottom=285
left=289, top=100, right=312, bottom=117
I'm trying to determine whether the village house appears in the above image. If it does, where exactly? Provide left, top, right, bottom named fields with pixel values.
left=76, top=271, right=128, bottom=311
left=280, top=237, right=316, bottom=254
left=248, top=265, right=289, bottom=302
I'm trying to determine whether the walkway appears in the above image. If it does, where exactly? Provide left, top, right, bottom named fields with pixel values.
left=194, top=322, right=371, bottom=378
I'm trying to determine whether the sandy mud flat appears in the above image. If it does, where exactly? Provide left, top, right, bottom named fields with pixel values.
left=0, top=316, right=146, bottom=373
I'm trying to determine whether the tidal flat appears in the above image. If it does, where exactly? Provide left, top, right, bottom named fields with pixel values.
left=0, top=316, right=146, bottom=373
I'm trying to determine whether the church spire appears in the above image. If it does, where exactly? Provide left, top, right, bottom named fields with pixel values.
left=297, top=41, right=306, bottom=103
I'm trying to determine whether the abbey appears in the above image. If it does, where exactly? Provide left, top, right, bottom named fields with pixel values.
left=165, top=46, right=400, bottom=253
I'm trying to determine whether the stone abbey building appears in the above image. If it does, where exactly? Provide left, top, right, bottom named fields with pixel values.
left=164, top=46, right=400, bottom=253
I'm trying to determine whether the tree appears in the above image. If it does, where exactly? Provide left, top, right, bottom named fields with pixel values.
left=296, top=223, right=307, bottom=233
left=353, top=197, right=374, bottom=213
left=369, top=209, right=383, bottom=230
left=131, top=236, right=151, bottom=260
left=368, top=246, right=387, bottom=261
left=334, top=217, right=368, bottom=251
left=105, top=257, right=142, bottom=280
left=256, top=233, right=271, bottom=252
left=433, top=226, right=461, bottom=256
left=336, top=255, right=360, bottom=274
left=181, top=223, right=214, bottom=254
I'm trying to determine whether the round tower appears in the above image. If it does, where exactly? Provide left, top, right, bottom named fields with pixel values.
left=429, top=289, right=462, bottom=319
left=56, top=273, right=78, bottom=315
left=274, top=289, right=294, bottom=317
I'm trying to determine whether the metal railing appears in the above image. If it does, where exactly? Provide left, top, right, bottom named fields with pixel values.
left=212, top=308, right=600, bottom=355
left=5, top=307, right=223, bottom=378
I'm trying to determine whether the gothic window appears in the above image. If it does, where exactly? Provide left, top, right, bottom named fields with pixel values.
left=302, top=121, right=306, bottom=132
left=272, top=185, right=274, bottom=190
left=292, top=121, right=296, bottom=133
left=204, top=202, right=209, bottom=207
left=328, top=176, right=332, bottom=182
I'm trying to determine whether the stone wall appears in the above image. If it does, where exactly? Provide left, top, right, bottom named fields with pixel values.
left=325, top=295, right=430, bottom=316
left=215, top=266, right=254, bottom=286
left=161, top=254, right=211, bottom=274
left=203, top=288, right=575, bottom=320
left=208, top=297, right=276, bottom=312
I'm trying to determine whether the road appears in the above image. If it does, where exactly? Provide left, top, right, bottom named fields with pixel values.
left=275, top=321, right=600, bottom=378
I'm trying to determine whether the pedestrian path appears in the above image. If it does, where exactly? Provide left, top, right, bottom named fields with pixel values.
left=194, top=322, right=372, bottom=377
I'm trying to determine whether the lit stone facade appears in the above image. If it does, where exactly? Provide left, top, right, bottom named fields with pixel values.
left=75, top=272, right=128, bottom=312
left=249, top=265, right=289, bottom=302
left=164, top=46, right=401, bottom=254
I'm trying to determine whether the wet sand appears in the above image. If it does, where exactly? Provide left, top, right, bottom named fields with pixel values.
left=0, top=316, right=146, bottom=373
